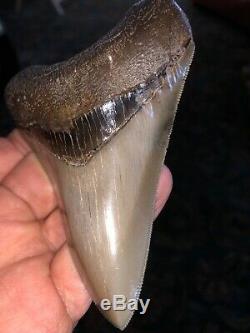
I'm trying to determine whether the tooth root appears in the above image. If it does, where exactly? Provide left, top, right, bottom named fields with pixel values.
left=29, top=68, right=189, bottom=330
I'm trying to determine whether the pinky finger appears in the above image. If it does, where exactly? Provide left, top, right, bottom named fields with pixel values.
left=154, top=165, right=173, bottom=218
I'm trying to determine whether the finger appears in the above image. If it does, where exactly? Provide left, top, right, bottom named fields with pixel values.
left=0, top=137, right=23, bottom=182
left=8, top=129, right=31, bottom=155
left=0, top=253, right=72, bottom=333
left=0, top=185, right=34, bottom=224
left=155, top=165, right=173, bottom=218
left=42, top=209, right=68, bottom=251
left=51, top=245, right=92, bottom=323
left=0, top=216, right=49, bottom=270
left=2, top=153, right=57, bottom=220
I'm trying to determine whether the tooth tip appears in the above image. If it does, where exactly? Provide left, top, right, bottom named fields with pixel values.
left=98, top=308, right=133, bottom=331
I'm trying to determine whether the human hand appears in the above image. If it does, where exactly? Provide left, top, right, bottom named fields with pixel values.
left=0, top=130, right=173, bottom=333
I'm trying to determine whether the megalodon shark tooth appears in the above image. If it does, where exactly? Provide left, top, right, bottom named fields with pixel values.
left=5, top=0, right=195, bottom=329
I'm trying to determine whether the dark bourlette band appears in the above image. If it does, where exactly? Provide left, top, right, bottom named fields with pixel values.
left=25, top=46, right=190, bottom=165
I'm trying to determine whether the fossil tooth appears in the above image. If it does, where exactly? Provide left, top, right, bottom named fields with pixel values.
left=5, top=0, right=194, bottom=329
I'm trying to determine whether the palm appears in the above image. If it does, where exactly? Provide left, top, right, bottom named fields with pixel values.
left=0, top=130, right=172, bottom=333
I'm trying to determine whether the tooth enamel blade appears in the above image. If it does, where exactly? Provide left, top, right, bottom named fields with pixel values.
left=55, top=75, right=189, bottom=330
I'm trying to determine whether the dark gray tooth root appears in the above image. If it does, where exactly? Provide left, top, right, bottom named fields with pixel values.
left=5, top=0, right=194, bottom=330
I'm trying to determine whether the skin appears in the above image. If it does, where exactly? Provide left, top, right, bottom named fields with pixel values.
left=0, top=130, right=172, bottom=333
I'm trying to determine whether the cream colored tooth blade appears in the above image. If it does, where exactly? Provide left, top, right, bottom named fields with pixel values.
left=47, top=67, right=190, bottom=330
